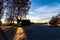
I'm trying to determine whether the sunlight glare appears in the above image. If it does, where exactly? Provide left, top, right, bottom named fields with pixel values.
left=13, top=27, right=26, bottom=40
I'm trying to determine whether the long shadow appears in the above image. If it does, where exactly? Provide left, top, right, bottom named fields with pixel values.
left=9, top=27, right=17, bottom=40
left=0, top=25, right=17, bottom=40
left=0, top=28, right=8, bottom=40
left=21, top=24, right=33, bottom=40
left=4, top=26, right=17, bottom=40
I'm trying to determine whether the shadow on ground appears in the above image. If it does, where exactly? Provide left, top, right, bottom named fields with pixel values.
left=1, top=24, right=60, bottom=40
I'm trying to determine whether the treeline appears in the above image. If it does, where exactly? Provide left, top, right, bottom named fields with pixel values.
left=49, top=13, right=60, bottom=26
left=0, top=0, right=31, bottom=26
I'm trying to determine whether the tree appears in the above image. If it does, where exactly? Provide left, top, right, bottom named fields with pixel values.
left=0, top=0, right=4, bottom=25
left=0, top=0, right=2, bottom=20
left=13, top=0, right=31, bottom=25
left=1, top=0, right=31, bottom=26
left=49, top=16, right=57, bottom=23
left=49, top=13, right=60, bottom=26
left=4, top=0, right=15, bottom=25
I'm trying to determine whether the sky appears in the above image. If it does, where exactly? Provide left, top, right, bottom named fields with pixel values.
left=27, top=0, right=60, bottom=23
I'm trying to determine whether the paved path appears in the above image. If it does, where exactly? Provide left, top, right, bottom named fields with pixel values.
left=1, top=26, right=26, bottom=40
left=1, top=24, right=60, bottom=40
left=25, top=24, right=60, bottom=40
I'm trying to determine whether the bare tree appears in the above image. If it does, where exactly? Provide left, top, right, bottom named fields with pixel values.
left=1, top=0, right=31, bottom=26
left=4, top=0, right=14, bottom=25
left=13, top=0, right=31, bottom=25
left=0, top=0, right=4, bottom=26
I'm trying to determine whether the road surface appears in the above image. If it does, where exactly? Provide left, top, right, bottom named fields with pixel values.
left=0, top=24, right=60, bottom=40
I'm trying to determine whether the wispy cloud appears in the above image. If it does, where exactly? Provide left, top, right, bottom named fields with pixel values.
left=27, top=3, right=60, bottom=23
left=35, top=3, right=60, bottom=13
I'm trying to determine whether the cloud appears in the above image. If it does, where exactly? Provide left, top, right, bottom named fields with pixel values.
left=27, top=15, right=42, bottom=22
left=35, top=4, right=60, bottom=13
left=27, top=3, right=60, bottom=23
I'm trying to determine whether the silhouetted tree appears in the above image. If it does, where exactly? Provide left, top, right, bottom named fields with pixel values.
left=0, top=0, right=2, bottom=21
left=0, top=0, right=4, bottom=25
left=49, top=16, right=57, bottom=24
left=13, top=0, right=31, bottom=25
left=49, top=13, right=60, bottom=26
left=1, top=0, right=31, bottom=26
left=4, top=0, right=15, bottom=25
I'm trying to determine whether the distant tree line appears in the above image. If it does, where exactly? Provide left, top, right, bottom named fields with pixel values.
left=49, top=13, right=60, bottom=26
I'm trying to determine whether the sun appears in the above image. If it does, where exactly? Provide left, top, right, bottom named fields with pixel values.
left=1, top=19, right=5, bottom=24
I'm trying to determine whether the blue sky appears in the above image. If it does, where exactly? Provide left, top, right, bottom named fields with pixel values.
left=27, top=0, right=60, bottom=23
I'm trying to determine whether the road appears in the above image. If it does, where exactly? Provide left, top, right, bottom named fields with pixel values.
left=0, top=24, right=60, bottom=40
left=1, top=26, right=26, bottom=40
